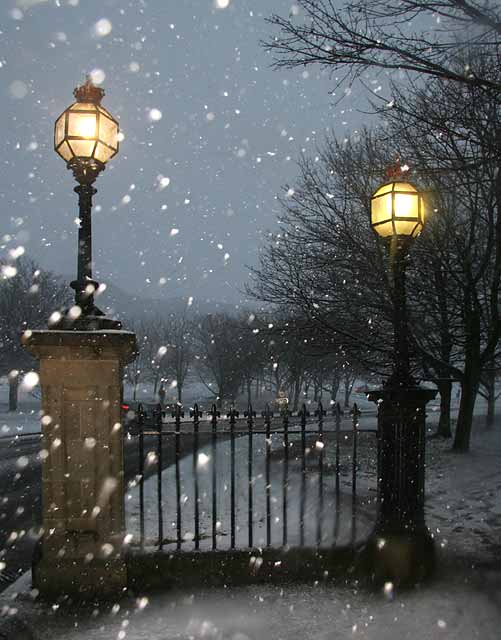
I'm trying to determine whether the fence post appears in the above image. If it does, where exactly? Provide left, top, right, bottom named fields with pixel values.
left=138, top=403, right=145, bottom=550
left=316, top=401, right=324, bottom=548
left=247, top=403, right=254, bottom=548
left=175, top=403, right=182, bottom=550
left=211, top=404, right=218, bottom=550
left=193, top=403, right=200, bottom=550
left=155, top=403, right=163, bottom=550
left=299, top=403, right=307, bottom=546
left=230, top=405, right=236, bottom=549
left=282, top=403, right=289, bottom=547
left=351, top=402, right=361, bottom=544
left=334, top=401, right=341, bottom=542
left=264, top=403, right=272, bottom=547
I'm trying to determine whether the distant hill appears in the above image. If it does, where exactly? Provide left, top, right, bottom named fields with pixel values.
left=87, top=281, right=240, bottom=323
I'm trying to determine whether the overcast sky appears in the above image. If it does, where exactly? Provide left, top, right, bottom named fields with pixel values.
left=1, top=0, right=370, bottom=305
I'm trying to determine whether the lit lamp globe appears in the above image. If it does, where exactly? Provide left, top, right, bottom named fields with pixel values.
left=370, top=181, right=425, bottom=241
left=54, top=77, right=119, bottom=183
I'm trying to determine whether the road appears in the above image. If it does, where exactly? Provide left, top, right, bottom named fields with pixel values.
left=0, top=412, right=376, bottom=593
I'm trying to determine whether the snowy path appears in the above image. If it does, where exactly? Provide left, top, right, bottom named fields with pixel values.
left=126, top=433, right=377, bottom=550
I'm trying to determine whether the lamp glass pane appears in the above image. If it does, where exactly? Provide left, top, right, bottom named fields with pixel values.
left=373, top=221, right=394, bottom=237
left=70, top=102, right=97, bottom=111
left=98, top=105, right=115, bottom=119
left=98, top=114, right=118, bottom=150
left=394, top=182, right=418, bottom=194
left=394, top=192, right=418, bottom=219
left=394, top=219, right=419, bottom=236
left=68, top=112, right=98, bottom=139
left=55, top=115, right=65, bottom=146
left=69, top=139, right=96, bottom=158
left=372, top=183, right=393, bottom=198
left=94, top=141, right=114, bottom=163
left=56, top=140, right=73, bottom=161
left=419, top=195, right=425, bottom=223
left=371, top=193, right=392, bottom=225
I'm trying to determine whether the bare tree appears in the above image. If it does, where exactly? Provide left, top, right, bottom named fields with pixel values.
left=250, top=81, right=501, bottom=451
left=265, top=1, right=501, bottom=94
left=161, top=311, right=195, bottom=404
left=124, top=320, right=155, bottom=401
left=380, top=61, right=501, bottom=450
left=195, top=313, right=248, bottom=409
left=0, top=258, right=70, bottom=411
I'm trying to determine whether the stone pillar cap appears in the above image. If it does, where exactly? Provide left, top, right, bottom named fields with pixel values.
left=368, top=386, right=437, bottom=404
left=22, top=329, right=137, bottom=364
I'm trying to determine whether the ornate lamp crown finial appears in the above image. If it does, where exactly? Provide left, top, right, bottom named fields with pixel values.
left=386, top=159, right=410, bottom=180
left=73, top=76, right=105, bottom=104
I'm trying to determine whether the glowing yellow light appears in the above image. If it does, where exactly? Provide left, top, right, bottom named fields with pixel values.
left=394, top=193, right=415, bottom=218
left=370, top=181, right=425, bottom=239
left=74, top=114, right=97, bottom=139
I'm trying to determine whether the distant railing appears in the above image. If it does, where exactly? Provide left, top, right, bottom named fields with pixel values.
left=127, top=402, right=378, bottom=553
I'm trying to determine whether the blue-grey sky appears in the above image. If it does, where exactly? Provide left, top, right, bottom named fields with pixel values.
left=1, top=0, right=367, bottom=305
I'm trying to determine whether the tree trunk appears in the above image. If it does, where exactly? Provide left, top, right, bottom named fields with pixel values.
left=453, top=367, right=480, bottom=451
left=133, top=374, right=138, bottom=401
left=177, top=384, right=183, bottom=404
left=486, top=392, right=495, bottom=430
left=435, top=379, right=452, bottom=438
left=292, top=376, right=301, bottom=412
left=255, top=376, right=260, bottom=399
left=246, top=379, right=252, bottom=406
left=343, top=377, right=353, bottom=408
left=484, top=367, right=496, bottom=430
left=274, top=369, right=280, bottom=395
left=453, top=302, right=481, bottom=452
left=330, top=375, right=340, bottom=402
left=153, top=373, right=159, bottom=397
left=8, top=373, right=18, bottom=412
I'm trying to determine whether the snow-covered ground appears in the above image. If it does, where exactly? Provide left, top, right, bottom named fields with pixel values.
left=126, top=432, right=376, bottom=550
left=426, top=425, right=501, bottom=563
left=1, top=415, right=500, bottom=639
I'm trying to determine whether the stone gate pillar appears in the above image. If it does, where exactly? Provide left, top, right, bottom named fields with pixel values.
left=22, top=330, right=136, bottom=598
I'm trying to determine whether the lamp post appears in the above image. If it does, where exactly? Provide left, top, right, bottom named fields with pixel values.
left=53, top=77, right=121, bottom=330
left=20, top=78, right=137, bottom=597
left=366, top=172, right=437, bottom=585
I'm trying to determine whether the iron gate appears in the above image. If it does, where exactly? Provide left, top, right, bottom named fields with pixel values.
left=126, top=402, right=378, bottom=557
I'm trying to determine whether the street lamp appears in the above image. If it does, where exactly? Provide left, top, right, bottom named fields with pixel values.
left=52, top=77, right=121, bottom=330
left=370, top=179, right=425, bottom=388
left=366, top=170, right=436, bottom=585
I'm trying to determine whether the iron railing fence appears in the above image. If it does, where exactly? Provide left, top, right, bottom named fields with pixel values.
left=127, top=402, right=378, bottom=553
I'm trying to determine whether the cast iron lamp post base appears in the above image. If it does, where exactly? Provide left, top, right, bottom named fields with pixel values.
left=362, top=529, right=435, bottom=587
left=362, top=385, right=437, bottom=586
